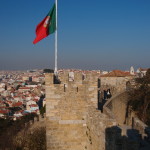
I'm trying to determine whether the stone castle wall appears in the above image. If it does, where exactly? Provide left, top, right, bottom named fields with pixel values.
left=104, top=91, right=150, bottom=143
left=101, top=76, right=134, bottom=94
left=104, top=92, right=129, bottom=125
left=45, top=72, right=99, bottom=150
left=85, top=105, right=117, bottom=150
left=45, top=72, right=143, bottom=150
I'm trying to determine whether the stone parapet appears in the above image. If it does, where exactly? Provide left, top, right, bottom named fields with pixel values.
left=100, top=76, right=134, bottom=94
left=45, top=72, right=141, bottom=150
left=86, top=105, right=117, bottom=150
left=45, top=72, right=93, bottom=150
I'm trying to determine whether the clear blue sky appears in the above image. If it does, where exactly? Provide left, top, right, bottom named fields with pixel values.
left=0, top=0, right=150, bottom=71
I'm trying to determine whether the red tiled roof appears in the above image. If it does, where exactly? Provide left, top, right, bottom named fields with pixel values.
left=12, top=102, right=22, bottom=107
left=139, top=68, right=148, bottom=71
left=15, top=110, right=23, bottom=114
left=33, top=99, right=39, bottom=102
left=30, top=104, right=38, bottom=107
left=19, top=87, right=30, bottom=89
left=101, top=70, right=133, bottom=77
left=0, top=110, right=9, bottom=114
left=14, top=96, right=19, bottom=98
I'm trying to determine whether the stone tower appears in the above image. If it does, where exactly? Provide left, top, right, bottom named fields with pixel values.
left=45, top=72, right=98, bottom=150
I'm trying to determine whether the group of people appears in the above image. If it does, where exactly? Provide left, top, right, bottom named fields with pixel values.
left=99, top=88, right=112, bottom=101
left=98, top=88, right=112, bottom=111
left=103, top=89, right=112, bottom=100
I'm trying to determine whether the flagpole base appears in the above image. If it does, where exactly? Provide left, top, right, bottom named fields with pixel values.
left=54, top=69, right=58, bottom=75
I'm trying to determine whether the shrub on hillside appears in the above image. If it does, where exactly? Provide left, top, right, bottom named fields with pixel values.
left=128, top=68, right=150, bottom=126
left=14, top=127, right=46, bottom=150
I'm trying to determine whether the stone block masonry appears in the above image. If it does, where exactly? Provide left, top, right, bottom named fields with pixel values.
left=45, top=72, right=95, bottom=150
left=45, top=72, right=141, bottom=150
left=101, top=76, right=134, bottom=94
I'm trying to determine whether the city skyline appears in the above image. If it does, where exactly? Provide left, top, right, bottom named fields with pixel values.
left=0, top=0, right=150, bottom=71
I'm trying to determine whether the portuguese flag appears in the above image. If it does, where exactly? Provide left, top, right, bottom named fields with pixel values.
left=33, top=4, right=56, bottom=44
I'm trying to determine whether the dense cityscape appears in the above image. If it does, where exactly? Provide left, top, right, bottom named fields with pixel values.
left=0, top=67, right=147, bottom=120
left=0, top=70, right=45, bottom=119
left=0, top=67, right=150, bottom=150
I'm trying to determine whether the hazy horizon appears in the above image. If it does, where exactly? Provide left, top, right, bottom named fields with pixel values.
left=0, top=0, right=150, bottom=71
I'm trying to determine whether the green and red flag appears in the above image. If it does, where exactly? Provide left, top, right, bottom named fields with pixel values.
left=33, top=4, right=56, bottom=44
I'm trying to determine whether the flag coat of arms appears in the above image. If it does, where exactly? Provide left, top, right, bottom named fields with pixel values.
left=33, top=4, right=56, bottom=44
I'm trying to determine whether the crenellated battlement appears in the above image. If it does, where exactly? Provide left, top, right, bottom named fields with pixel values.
left=45, top=71, right=98, bottom=85
left=45, top=72, right=99, bottom=150
left=45, top=71, right=143, bottom=150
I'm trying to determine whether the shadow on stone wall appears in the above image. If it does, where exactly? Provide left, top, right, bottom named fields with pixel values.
left=97, top=89, right=112, bottom=112
left=54, top=74, right=61, bottom=84
left=105, top=126, right=150, bottom=150
left=98, top=98, right=107, bottom=112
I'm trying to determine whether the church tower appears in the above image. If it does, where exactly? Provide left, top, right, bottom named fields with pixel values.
left=130, top=66, right=134, bottom=75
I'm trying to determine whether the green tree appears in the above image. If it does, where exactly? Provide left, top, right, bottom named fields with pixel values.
left=43, top=68, right=54, bottom=73
left=129, top=68, right=150, bottom=125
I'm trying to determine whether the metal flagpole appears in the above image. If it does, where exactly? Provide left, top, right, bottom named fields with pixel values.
left=54, top=0, right=58, bottom=74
